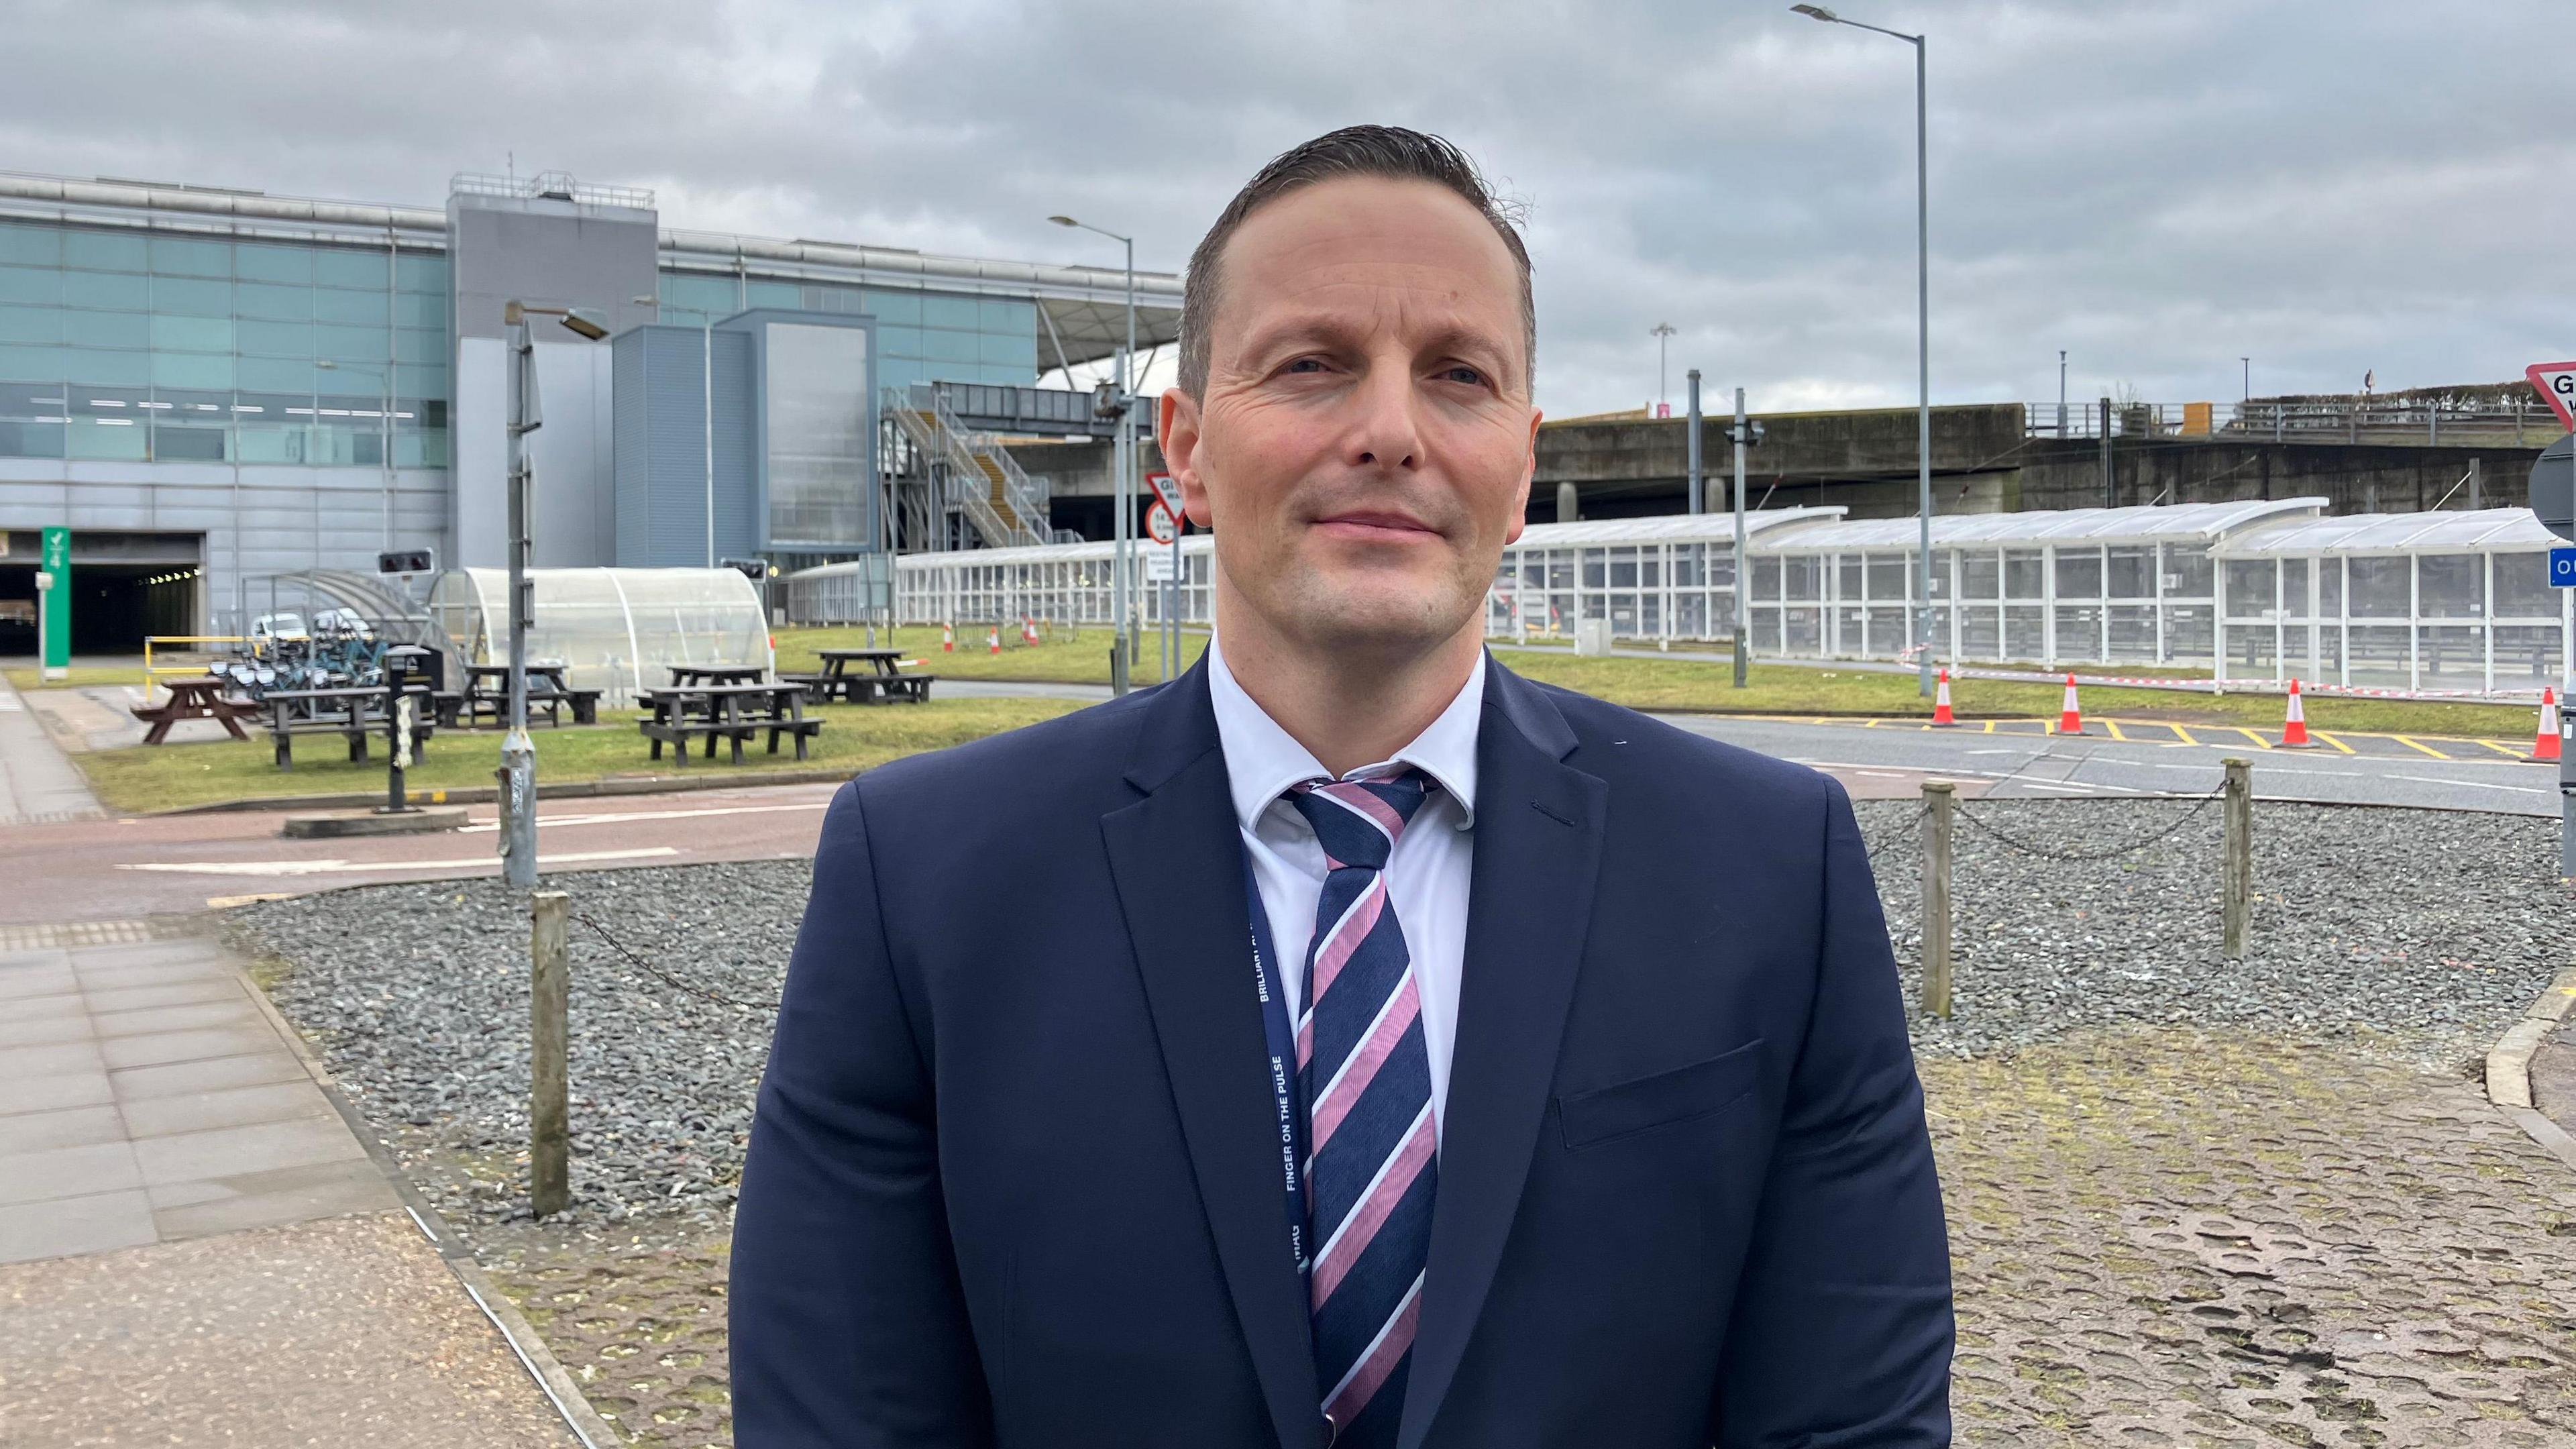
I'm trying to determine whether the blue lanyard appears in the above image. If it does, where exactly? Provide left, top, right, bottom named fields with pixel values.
left=1242, top=851, right=1310, bottom=1275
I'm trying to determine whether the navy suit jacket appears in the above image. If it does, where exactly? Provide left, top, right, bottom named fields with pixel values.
left=731, top=655, right=1952, bottom=1448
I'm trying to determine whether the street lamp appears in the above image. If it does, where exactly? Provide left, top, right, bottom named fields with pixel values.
left=1652, top=323, right=1676, bottom=415
left=1794, top=2, right=1935, bottom=696
left=1050, top=214, right=1139, bottom=694
left=497, top=301, right=610, bottom=889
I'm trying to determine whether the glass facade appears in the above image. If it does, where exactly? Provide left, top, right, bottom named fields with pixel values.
left=763, top=321, right=873, bottom=547
left=657, top=270, right=1038, bottom=395
left=0, top=218, right=449, bottom=466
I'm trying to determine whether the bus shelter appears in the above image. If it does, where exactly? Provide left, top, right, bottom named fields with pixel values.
left=426, top=567, right=769, bottom=704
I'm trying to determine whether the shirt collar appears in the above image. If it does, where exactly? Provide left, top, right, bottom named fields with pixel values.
left=1207, top=635, right=1484, bottom=833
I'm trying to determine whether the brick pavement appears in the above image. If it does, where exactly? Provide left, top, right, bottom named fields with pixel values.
left=481, top=1028, right=2576, bottom=1448
left=0, top=932, right=580, bottom=1446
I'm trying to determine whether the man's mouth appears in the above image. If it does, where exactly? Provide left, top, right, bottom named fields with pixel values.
left=1313, top=511, right=1440, bottom=541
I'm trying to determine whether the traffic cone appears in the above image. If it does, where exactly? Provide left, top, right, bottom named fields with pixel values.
left=2532, top=688, right=2562, bottom=763
left=2279, top=678, right=2315, bottom=748
left=2057, top=674, right=2083, bottom=735
left=942, top=622, right=955, bottom=653
left=1931, top=668, right=1955, bottom=727
left=1022, top=615, right=1040, bottom=646
left=987, top=627, right=1001, bottom=655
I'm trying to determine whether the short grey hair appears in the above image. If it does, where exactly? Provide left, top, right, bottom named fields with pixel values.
left=1178, top=125, right=1534, bottom=397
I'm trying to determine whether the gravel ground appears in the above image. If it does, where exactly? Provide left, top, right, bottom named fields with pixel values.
left=227, top=799, right=2576, bottom=1234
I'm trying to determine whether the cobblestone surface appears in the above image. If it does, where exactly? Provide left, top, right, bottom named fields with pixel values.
left=477, top=1030, right=2576, bottom=1448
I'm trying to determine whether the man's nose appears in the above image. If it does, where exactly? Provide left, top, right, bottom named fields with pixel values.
left=1344, top=360, right=1423, bottom=474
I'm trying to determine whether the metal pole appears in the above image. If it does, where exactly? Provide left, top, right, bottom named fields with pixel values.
left=2221, top=757, right=2252, bottom=960
left=1112, top=235, right=1136, bottom=695
left=529, top=890, right=570, bottom=1218
left=2057, top=350, right=2066, bottom=435
left=1913, top=34, right=1933, bottom=698
left=1685, top=370, right=1703, bottom=515
left=704, top=320, right=716, bottom=568
left=501, top=307, right=537, bottom=890
left=1920, top=779, right=1953, bottom=1018
left=1732, top=386, right=1749, bottom=688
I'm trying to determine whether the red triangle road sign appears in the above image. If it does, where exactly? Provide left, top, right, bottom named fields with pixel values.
left=2527, top=361, right=2576, bottom=430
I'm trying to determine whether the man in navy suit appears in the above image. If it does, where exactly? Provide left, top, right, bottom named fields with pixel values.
left=731, top=125, right=1953, bottom=1448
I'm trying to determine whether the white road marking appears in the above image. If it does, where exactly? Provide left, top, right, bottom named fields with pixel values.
left=119, top=847, right=680, bottom=877
left=2385, top=774, right=2551, bottom=795
left=458, top=801, right=830, bottom=834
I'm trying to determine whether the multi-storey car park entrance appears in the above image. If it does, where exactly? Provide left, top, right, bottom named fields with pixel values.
left=0, top=528, right=201, bottom=656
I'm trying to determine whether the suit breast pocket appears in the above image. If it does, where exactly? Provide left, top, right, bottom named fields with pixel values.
left=1556, top=1038, right=1765, bottom=1150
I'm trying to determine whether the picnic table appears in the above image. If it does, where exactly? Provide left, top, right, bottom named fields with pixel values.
left=260, top=685, right=435, bottom=770
left=781, top=647, right=936, bottom=706
left=438, top=663, right=600, bottom=729
left=130, top=676, right=258, bottom=745
left=667, top=663, right=769, bottom=688
left=637, top=682, right=823, bottom=767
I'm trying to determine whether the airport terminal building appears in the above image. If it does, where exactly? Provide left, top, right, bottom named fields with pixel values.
left=0, top=168, right=1179, bottom=655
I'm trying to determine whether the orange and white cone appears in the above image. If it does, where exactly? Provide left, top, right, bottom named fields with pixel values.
left=1931, top=668, right=1955, bottom=727
left=987, top=627, right=1001, bottom=655
left=2279, top=678, right=2315, bottom=748
left=1022, top=615, right=1040, bottom=646
left=2532, top=688, right=2562, bottom=763
left=942, top=622, right=955, bottom=653
left=2057, top=674, right=2083, bottom=735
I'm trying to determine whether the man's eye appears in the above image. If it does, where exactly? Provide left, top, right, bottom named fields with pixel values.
left=1283, top=358, right=1328, bottom=374
left=1441, top=365, right=1487, bottom=386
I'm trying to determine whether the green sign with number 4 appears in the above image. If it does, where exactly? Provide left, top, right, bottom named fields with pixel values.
left=39, top=526, right=69, bottom=674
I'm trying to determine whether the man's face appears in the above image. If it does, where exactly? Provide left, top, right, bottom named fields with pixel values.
left=1162, top=176, right=1540, bottom=660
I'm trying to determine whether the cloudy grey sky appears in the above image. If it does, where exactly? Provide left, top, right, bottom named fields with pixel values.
left=2, top=0, right=2565, bottom=418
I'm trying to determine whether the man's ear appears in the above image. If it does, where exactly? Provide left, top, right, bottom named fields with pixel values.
left=1504, top=405, right=1542, bottom=545
left=1161, top=388, right=1216, bottom=529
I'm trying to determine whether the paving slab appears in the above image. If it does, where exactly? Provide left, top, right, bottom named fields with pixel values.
left=0, top=1104, right=123, bottom=1155
left=0, top=1210, right=575, bottom=1447
left=0, top=678, right=105, bottom=824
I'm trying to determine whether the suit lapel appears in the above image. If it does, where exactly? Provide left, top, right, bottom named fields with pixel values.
left=1101, top=662, right=1322, bottom=1449
left=1399, top=662, right=1605, bottom=1449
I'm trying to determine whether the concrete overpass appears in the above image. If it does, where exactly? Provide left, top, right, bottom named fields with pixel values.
left=1006, top=400, right=2551, bottom=539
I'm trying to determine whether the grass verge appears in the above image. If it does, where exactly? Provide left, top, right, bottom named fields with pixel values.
left=71, top=696, right=1083, bottom=813
left=5, top=665, right=141, bottom=692
left=775, top=622, right=2537, bottom=739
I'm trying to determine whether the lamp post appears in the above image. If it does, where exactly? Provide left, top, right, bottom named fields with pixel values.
left=2057, top=350, right=2068, bottom=436
left=1051, top=215, right=1138, bottom=694
left=2241, top=356, right=2251, bottom=404
left=1652, top=323, right=1676, bottom=414
left=498, top=301, right=610, bottom=889
left=315, top=359, right=396, bottom=550
left=1794, top=3, right=1933, bottom=696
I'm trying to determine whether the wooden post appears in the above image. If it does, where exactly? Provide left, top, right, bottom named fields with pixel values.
left=530, top=890, right=570, bottom=1218
left=1921, top=780, right=1955, bottom=1018
left=2221, top=758, right=2252, bottom=960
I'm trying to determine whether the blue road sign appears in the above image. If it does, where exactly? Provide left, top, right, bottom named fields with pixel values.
left=2553, top=547, right=2576, bottom=587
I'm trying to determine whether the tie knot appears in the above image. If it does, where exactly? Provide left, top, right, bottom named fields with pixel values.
left=1287, top=769, right=1431, bottom=872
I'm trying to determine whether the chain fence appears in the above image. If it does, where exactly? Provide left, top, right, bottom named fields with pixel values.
left=1948, top=788, right=2224, bottom=863
left=576, top=912, right=782, bottom=1014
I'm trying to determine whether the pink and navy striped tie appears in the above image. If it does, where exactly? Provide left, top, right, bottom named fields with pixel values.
left=1288, top=769, right=1437, bottom=1448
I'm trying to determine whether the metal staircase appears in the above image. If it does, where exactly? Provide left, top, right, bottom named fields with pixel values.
left=883, top=386, right=1075, bottom=551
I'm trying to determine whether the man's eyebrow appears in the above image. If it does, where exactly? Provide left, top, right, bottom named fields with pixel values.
left=1232, top=313, right=1518, bottom=369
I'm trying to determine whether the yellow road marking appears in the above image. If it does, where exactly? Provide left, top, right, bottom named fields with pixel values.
left=2390, top=734, right=2452, bottom=760
left=2102, top=719, right=2129, bottom=741
left=2231, top=726, right=2271, bottom=749
left=2471, top=738, right=2530, bottom=759
left=1982, top=719, right=1996, bottom=734
left=2169, top=722, right=2200, bottom=747
left=2308, top=730, right=2356, bottom=755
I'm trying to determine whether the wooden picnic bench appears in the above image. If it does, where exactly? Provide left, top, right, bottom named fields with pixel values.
left=781, top=647, right=936, bottom=705
left=637, top=682, right=822, bottom=767
left=435, top=663, right=600, bottom=729
left=667, top=663, right=769, bottom=688
left=130, top=676, right=259, bottom=745
left=260, top=685, right=435, bottom=770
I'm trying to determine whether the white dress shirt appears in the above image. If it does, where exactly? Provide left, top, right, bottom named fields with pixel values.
left=1207, top=638, right=1483, bottom=1136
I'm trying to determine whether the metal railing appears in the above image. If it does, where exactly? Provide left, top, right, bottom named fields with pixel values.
left=446, top=170, right=655, bottom=210
left=2024, top=398, right=2559, bottom=445
left=883, top=393, right=1053, bottom=549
